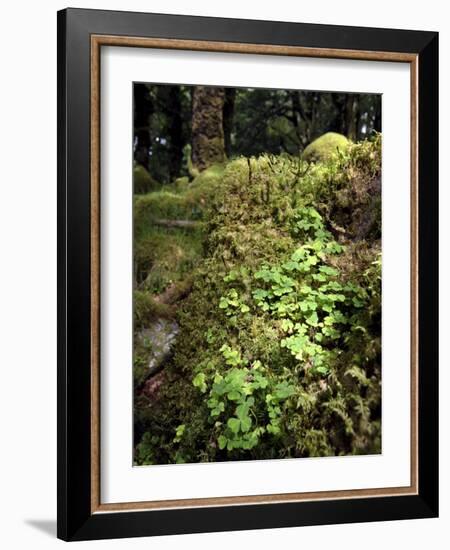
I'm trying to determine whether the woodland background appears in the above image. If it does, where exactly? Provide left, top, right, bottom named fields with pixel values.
left=134, top=84, right=381, bottom=184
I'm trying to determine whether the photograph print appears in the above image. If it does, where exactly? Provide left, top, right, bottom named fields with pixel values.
left=132, top=83, right=382, bottom=466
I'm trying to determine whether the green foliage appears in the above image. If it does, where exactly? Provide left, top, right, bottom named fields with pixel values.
left=250, top=208, right=370, bottom=379
left=173, top=424, right=186, bottom=443
left=135, top=432, right=157, bottom=464
left=199, top=356, right=295, bottom=451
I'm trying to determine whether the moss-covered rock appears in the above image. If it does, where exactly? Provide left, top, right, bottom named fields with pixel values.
left=133, top=164, right=159, bottom=194
left=302, top=132, right=350, bottom=163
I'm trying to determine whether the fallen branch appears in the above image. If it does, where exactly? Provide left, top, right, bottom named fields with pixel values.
left=154, top=280, right=193, bottom=305
left=153, top=219, right=202, bottom=229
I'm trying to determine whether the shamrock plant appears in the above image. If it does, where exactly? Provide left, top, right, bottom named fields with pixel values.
left=192, top=346, right=295, bottom=452
left=250, top=207, right=368, bottom=376
left=218, top=288, right=250, bottom=315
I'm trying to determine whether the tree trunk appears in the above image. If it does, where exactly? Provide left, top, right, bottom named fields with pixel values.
left=191, top=86, right=226, bottom=172
left=223, top=88, right=236, bottom=157
left=155, top=85, right=184, bottom=181
left=374, top=101, right=382, bottom=134
left=133, top=84, right=153, bottom=170
left=345, top=95, right=358, bottom=141
left=166, top=87, right=184, bottom=181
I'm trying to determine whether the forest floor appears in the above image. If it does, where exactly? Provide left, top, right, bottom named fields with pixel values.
left=133, top=135, right=382, bottom=465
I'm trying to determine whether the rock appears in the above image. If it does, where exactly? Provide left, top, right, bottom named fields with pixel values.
left=138, top=319, right=179, bottom=377
left=302, top=132, right=350, bottom=163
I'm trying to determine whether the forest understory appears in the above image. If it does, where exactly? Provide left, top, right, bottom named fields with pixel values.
left=133, top=132, right=382, bottom=465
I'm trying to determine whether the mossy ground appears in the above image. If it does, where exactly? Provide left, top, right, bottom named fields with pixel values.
left=133, top=165, right=225, bottom=390
left=134, top=134, right=382, bottom=464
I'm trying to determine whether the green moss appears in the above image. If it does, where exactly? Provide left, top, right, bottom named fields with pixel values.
left=184, top=143, right=200, bottom=178
left=134, top=192, right=194, bottom=239
left=133, top=163, right=159, bottom=194
left=302, top=132, right=350, bottom=163
left=173, top=176, right=189, bottom=191
left=134, top=166, right=225, bottom=239
left=134, top=290, right=173, bottom=327
left=134, top=227, right=203, bottom=293
left=134, top=137, right=382, bottom=464
left=190, top=163, right=225, bottom=188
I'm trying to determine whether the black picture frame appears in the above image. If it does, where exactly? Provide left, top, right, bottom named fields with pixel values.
left=57, top=7, right=438, bottom=541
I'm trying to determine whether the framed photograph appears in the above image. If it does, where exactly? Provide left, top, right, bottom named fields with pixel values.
left=57, top=8, right=438, bottom=541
